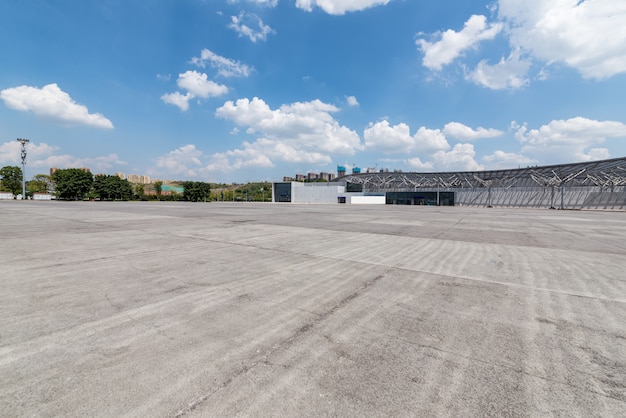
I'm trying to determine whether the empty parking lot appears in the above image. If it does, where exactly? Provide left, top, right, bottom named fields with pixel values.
left=1, top=201, right=625, bottom=416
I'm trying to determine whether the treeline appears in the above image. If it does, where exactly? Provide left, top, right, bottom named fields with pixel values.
left=2, top=166, right=273, bottom=202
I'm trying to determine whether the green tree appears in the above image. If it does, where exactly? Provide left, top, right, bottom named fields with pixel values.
left=134, top=184, right=145, bottom=200
left=0, top=166, right=23, bottom=195
left=182, top=181, right=211, bottom=202
left=51, top=168, right=94, bottom=200
left=27, top=174, right=52, bottom=195
left=93, top=175, right=133, bottom=200
left=153, top=181, right=163, bottom=200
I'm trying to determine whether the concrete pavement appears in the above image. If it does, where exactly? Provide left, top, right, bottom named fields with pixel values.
left=1, top=201, right=625, bottom=416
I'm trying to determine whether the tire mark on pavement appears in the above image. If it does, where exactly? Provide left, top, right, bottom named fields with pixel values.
left=174, top=271, right=388, bottom=417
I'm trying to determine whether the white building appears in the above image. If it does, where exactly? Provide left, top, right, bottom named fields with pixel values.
left=272, top=182, right=385, bottom=204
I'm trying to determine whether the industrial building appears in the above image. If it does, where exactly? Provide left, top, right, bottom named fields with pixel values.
left=273, top=157, right=626, bottom=209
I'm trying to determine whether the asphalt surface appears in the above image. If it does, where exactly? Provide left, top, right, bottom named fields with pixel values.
left=1, top=201, right=625, bottom=417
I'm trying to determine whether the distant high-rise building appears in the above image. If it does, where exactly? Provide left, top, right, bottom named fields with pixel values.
left=319, top=172, right=331, bottom=181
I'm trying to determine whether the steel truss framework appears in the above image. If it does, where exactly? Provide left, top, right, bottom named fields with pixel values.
left=335, top=157, right=626, bottom=191
left=333, top=157, right=626, bottom=209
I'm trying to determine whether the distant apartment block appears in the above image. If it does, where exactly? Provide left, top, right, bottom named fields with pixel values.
left=127, top=174, right=151, bottom=184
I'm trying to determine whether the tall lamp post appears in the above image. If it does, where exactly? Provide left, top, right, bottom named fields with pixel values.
left=17, top=138, right=29, bottom=199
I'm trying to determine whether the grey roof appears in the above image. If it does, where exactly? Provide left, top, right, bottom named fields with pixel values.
left=333, top=157, right=626, bottom=190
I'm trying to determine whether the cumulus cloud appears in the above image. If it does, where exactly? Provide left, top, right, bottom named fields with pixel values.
left=161, top=71, right=228, bottom=111
left=229, top=12, right=275, bottom=42
left=364, top=120, right=450, bottom=154
left=227, top=0, right=278, bottom=6
left=0, top=140, right=125, bottom=173
left=207, top=139, right=329, bottom=173
left=36, top=153, right=124, bottom=172
left=161, top=92, right=193, bottom=112
left=0, top=83, right=114, bottom=129
left=432, top=143, right=484, bottom=171
left=154, top=144, right=204, bottom=177
left=413, top=127, right=451, bottom=153
left=295, top=0, right=390, bottom=15
left=515, top=116, right=626, bottom=162
left=443, top=122, right=503, bottom=140
left=417, top=15, right=503, bottom=71
left=177, top=71, right=229, bottom=98
left=190, top=49, right=253, bottom=78
left=364, top=121, right=414, bottom=154
left=482, top=150, right=537, bottom=169
left=212, top=97, right=362, bottom=171
left=346, top=95, right=359, bottom=107
left=420, top=1, right=626, bottom=87
left=498, top=0, right=626, bottom=80
left=465, top=49, right=532, bottom=90
left=0, top=141, right=58, bottom=166
left=406, top=157, right=434, bottom=171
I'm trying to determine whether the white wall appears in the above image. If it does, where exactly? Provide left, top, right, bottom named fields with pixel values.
left=292, top=182, right=346, bottom=204
left=349, top=195, right=385, bottom=205
left=33, top=194, right=52, bottom=200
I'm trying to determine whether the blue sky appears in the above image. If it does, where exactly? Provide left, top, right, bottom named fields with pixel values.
left=1, top=0, right=625, bottom=183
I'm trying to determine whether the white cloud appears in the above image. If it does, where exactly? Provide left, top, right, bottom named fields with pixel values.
left=0, top=140, right=124, bottom=173
left=229, top=12, right=275, bottom=42
left=206, top=139, right=329, bottom=173
left=212, top=97, right=361, bottom=171
left=515, top=117, right=626, bottom=162
left=161, top=71, right=228, bottom=111
left=0, top=141, right=58, bottom=166
left=482, top=150, right=537, bottom=169
left=364, top=121, right=414, bottom=154
left=413, top=127, right=450, bottom=153
left=190, top=49, right=253, bottom=78
left=36, top=153, right=124, bottom=172
left=417, top=15, right=503, bottom=70
left=364, top=121, right=450, bottom=154
left=406, top=157, right=434, bottom=171
left=497, top=0, right=626, bottom=79
left=160, top=92, right=192, bottom=111
left=154, top=145, right=203, bottom=177
left=432, top=143, right=484, bottom=171
left=346, top=95, right=359, bottom=107
left=295, top=0, right=390, bottom=15
left=228, top=0, right=278, bottom=6
left=443, top=122, right=503, bottom=140
left=177, top=71, right=228, bottom=98
left=465, top=49, right=532, bottom=90
left=0, top=83, right=114, bottom=129
left=419, top=1, right=626, bottom=86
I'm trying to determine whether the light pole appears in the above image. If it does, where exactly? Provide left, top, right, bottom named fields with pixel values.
left=17, top=138, right=29, bottom=199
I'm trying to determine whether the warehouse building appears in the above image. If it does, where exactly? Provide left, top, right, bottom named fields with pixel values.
left=273, top=157, right=626, bottom=209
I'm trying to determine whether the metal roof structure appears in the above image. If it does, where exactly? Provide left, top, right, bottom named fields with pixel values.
left=333, top=157, right=626, bottom=191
